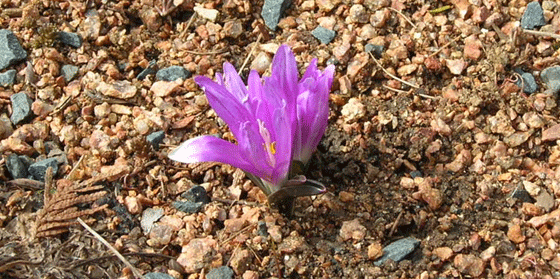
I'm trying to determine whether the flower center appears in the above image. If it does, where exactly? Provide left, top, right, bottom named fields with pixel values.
left=258, top=119, right=276, bottom=168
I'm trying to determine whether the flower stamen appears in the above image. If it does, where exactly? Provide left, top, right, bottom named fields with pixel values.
left=258, top=119, right=276, bottom=167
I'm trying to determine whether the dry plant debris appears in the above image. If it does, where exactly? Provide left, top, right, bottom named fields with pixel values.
left=34, top=167, right=108, bottom=238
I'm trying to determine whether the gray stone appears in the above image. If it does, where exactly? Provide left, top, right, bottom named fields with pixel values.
left=146, top=130, right=165, bottom=150
left=0, top=29, right=27, bottom=71
left=206, top=266, right=234, bottom=279
left=141, top=207, right=164, bottom=234
left=181, top=185, right=210, bottom=204
left=61, top=64, right=79, bottom=82
left=137, top=60, right=157, bottom=80
left=521, top=2, right=546, bottom=30
left=58, top=31, right=83, bottom=48
left=374, top=237, right=420, bottom=266
left=144, top=273, right=174, bottom=279
left=257, top=221, right=268, bottom=237
left=365, top=44, right=384, bottom=58
left=541, top=66, right=560, bottom=95
left=28, top=158, right=59, bottom=181
left=514, top=71, right=538, bottom=94
left=6, top=154, right=29, bottom=179
left=0, top=69, right=16, bottom=86
left=536, top=191, right=555, bottom=212
left=511, top=183, right=534, bottom=203
left=311, top=26, right=336, bottom=45
left=261, top=0, right=291, bottom=31
left=173, top=200, right=204, bottom=214
left=156, top=65, right=191, bottom=81
left=10, top=92, right=34, bottom=125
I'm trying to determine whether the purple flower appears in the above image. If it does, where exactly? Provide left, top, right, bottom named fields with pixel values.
left=169, top=45, right=334, bottom=208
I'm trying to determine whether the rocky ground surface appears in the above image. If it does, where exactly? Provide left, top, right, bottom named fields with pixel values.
left=2, top=0, right=560, bottom=278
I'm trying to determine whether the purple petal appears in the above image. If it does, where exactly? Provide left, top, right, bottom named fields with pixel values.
left=267, top=45, right=298, bottom=106
left=293, top=64, right=335, bottom=163
left=222, top=62, right=249, bottom=104
left=194, top=76, right=251, bottom=139
left=168, top=135, right=262, bottom=176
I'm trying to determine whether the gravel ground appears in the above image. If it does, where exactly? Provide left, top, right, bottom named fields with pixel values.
left=2, top=0, right=560, bottom=278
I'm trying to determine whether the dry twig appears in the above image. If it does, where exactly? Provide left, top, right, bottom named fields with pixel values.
left=367, top=51, right=419, bottom=89
left=389, top=7, right=417, bottom=29
left=77, top=218, right=145, bottom=279
left=522, top=29, right=560, bottom=40
left=238, top=33, right=263, bottom=74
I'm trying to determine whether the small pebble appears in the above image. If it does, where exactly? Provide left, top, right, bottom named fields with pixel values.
left=374, top=237, right=420, bottom=266
left=96, top=80, right=137, bottom=99
left=311, top=26, right=336, bottom=45
left=176, top=237, right=218, bottom=273
left=535, top=191, right=555, bottom=212
left=28, top=157, right=59, bottom=181
left=434, top=247, right=453, bottom=261
left=480, top=246, right=496, bottom=261
left=156, top=65, right=191, bottom=81
left=193, top=6, right=219, bottom=22
left=507, top=224, right=525, bottom=243
left=542, top=123, right=560, bottom=141
left=146, top=130, right=165, bottom=150
left=223, top=20, right=243, bottom=38
left=140, top=207, right=164, bottom=234
left=151, top=80, right=181, bottom=97
left=339, top=219, right=366, bottom=241
left=367, top=243, right=384, bottom=260
left=173, top=200, right=204, bottom=214
left=453, top=254, right=485, bottom=277
left=347, top=4, right=369, bottom=23
left=10, top=92, right=34, bottom=125
left=516, top=72, right=538, bottom=94
left=80, top=9, right=101, bottom=40
left=0, top=116, right=14, bottom=140
left=206, top=266, right=234, bottom=279
left=365, top=44, right=384, bottom=58
left=250, top=52, right=272, bottom=74
left=60, top=65, right=79, bottom=82
left=58, top=31, right=83, bottom=48
left=144, top=272, right=174, bottom=279
left=6, top=154, right=29, bottom=179
left=446, top=59, right=467, bottom=75
left=341, top=97, right=365, bottom=123
left=136, top=60, right=157, bottom=80
left=124, top=196, right=142, bottom=214
left=540, top=66, right=560, bottom=95
left=181, top=185, right=211, bottom=204
left=229, top=249, right=252, bottom=275
left=0, top=69, right=16, bottom=86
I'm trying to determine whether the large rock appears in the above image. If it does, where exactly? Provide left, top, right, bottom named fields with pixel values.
left=261, top=0, right=291, bottom=31
left=521, top=2, right=546, bottom=30
left=0, top=29, right=27, bottom=71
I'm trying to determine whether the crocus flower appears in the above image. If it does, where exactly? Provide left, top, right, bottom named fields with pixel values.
left=169, top=45, right=334, bottom=213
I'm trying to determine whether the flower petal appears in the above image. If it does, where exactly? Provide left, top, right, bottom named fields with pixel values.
left=194, top=76, right=251, bottom=138
left=267, top=45, right=298, bottom=106
left=222, top=62, right=250, bottom=104
left=293, top=64, right=335, bottom=163
left=168, top=135, right=262, bottom=176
